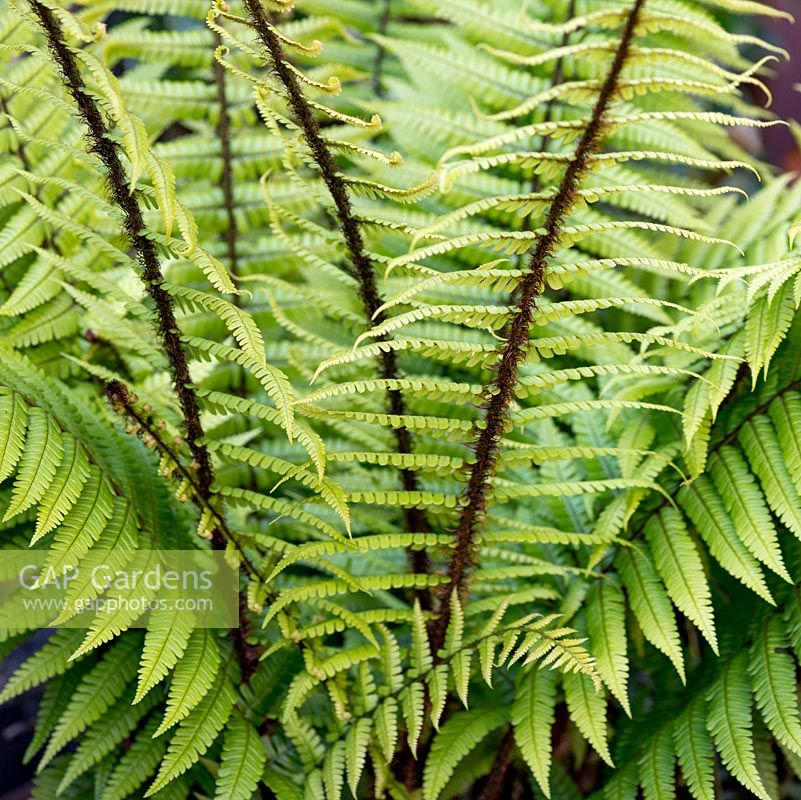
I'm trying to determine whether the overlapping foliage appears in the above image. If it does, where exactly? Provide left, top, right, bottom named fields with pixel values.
left=1, top=0, right=801, bottom=797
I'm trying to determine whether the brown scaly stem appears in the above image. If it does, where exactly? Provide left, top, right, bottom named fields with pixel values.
left=212, top=31, right=240, bottom=294
left=104, top=380, right=262, bottom=678
left=242, top=0, right=432, bottom=591
left=429, top=0, right=646, bottom=654
left=211, top=29, right=250, bottom=401
left=28, top=0, right=215, bottom=505
left=27, top=0, right=258, bottom=675
left=476, top=729, right=516, bottom=800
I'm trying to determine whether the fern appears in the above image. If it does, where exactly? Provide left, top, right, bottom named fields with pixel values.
left=1, top=0, right=801, bottom=797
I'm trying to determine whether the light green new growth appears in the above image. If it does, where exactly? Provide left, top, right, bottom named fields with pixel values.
left=1, top=0, right=801, bottom=797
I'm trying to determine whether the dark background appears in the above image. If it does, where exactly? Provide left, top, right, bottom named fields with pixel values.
left=754, top=4, right=801, bottom=171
